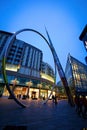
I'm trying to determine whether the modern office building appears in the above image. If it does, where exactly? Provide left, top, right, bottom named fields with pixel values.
left=65, top=54, right=87, bottom=96
left=0, top=30, right=55, bottom=99
left=57, top=80, right=67, bottom=99
left=41, top=62, right=55, bottom=83
left=79, top=25, right=87, bottom=64
left=79, top=24, right=87, bottom=51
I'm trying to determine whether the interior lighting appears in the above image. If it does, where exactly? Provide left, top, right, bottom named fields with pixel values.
left=6, top=64, right=18, bottom=72
left=0, top=78, right=2, bottom=82
left=85, top=41, right=87, bottom=49
left=40, top=72, right=55, bottom=83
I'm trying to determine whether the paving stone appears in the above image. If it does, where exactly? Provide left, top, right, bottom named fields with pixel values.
left=0, top=98, right=87, bottom=130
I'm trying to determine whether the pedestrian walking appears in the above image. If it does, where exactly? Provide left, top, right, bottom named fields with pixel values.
left=52, top=95, right=55, bottom=103
left=78, top=96, right=83, bottom=116
left=54, top=95, right=57, bottom=104
left=82, top=96, right=87, bottom=119
left=74, top=95, right=83, bottom=116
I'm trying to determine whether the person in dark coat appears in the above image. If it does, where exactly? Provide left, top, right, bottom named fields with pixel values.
left=82, top=96, right=87, bottom=118
left=54, top=95, right=57, bottom=104
left=52, top=95, right=55, bottom=103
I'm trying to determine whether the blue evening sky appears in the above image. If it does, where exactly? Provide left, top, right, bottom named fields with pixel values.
left=0, top=0, right=87, bottom=81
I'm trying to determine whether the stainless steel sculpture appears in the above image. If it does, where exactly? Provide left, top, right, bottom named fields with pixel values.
left=2, top=28, right=74, bottom=108
left=45, top=29, right=74, bottom=106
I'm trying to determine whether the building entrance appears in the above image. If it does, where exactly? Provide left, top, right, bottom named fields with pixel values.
left=31, top=91, right=37, bottom=99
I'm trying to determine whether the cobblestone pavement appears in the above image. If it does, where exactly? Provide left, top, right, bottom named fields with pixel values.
left=0, top=98, right=87, bottom=130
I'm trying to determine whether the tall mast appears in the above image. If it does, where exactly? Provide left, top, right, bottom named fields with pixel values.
left=45, top=28, right=74, bottom=106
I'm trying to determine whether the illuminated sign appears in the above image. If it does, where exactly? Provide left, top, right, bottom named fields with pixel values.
left=40, top=72, right=55, bottom=83
left=6, top=64, right=18, bottom=72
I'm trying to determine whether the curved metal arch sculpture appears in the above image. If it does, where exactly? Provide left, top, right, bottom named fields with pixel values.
left=2, top=28, right=74, bottom=108
left=2, top=28, right=56, bottom=108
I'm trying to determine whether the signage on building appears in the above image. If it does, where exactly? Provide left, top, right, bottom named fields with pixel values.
left=6, top=64, right=18, bottom=72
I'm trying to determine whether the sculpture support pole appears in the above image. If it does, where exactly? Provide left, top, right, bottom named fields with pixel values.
left=45, top=28, right=74, bottom=106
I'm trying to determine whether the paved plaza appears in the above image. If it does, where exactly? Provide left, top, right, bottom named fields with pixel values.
left=0, top=98, right=87, bottom=130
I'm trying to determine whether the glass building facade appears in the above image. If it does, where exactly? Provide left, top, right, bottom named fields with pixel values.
left=41, top=62, right=55, bottom=83
left=0, top=30, right=55, bottom=99
left=65, top=54, right=87, bottom=95
left=79, top=25, right=87, bottom=64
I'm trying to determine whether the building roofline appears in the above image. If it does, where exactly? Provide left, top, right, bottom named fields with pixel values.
left=79, top=25, right=87, bottom=41
left=0, top=30, right=42, bottom=53
left=69, top=54, right=87, bottom=67
left=0, top=30, right=13, bottom=35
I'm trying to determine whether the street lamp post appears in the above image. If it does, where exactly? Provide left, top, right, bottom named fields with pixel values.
left=37, top=83, right=42, bottom=99
left=26, top=81, right=33, bottom=98
left=9, top=78, right=19, bottom=99
left=12, top=78, right=19, bottom=91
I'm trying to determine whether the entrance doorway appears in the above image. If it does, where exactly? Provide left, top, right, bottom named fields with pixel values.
left=31, top=91, right=37, bottom=99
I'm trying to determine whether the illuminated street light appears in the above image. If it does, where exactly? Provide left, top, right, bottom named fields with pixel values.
left=11, top=78, right=19, bottom=86
left=9, top=78, right=19, bottom=99
left=26, top=81, right=33, bottom=98
left=37, top=83, right=42, bottom=98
